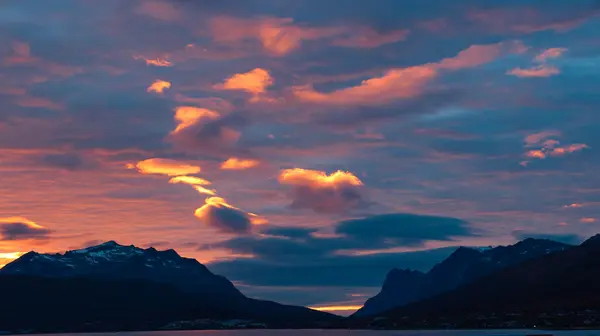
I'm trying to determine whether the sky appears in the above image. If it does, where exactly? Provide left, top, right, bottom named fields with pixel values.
left=1, top=0, right=600, bottom=315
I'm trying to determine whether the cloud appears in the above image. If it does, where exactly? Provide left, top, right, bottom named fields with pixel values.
left=261, top=226, right=318, bottom=239
left=130, top=158, right=201, bottom=176
left=436, top=41, right=524, bottom=70
left=524, top=131, right=562, bottom=147
left=166, top=107, right=242, bottom=156
left=278, top=168, right=367, bottom=213
left=292, top=41, right=522, bottom=106
left=133, top=55, right=173, bottom=67
left=564, top=203, right=584, bottom=209
left=216, top=68, right=273, bottom=95
left=220, top=157, right=260, bottom=170
left=535, top=48, right=568, bottom=62
left=168, top=176, right=216, bottom=195
left=194, top=197, right=266, bottom=234
left=335, top=213, right=474, bottom=245
left=168, top=176, right=212, bottom=186
left=292, top=65, right=437, bottom=106
left=521, top=132, right=590, bottom=164
left=580, top=217, right=597, bottom=223
left=0, top=217, right=52, bottom=241
left=146, top=80, right=172, bottom=94
left=208, top=246, right=458, bottom=287
left=134, top=0, right=182, bottom=21
left=208, top=16, right=342, bottom=56
left=38, top=153, right=97, bottom=171
left=171, top=106, right=220, bottom=134
left=507, top=65, right=560, bottom=78
left=332, top=28, right=409, bottom=48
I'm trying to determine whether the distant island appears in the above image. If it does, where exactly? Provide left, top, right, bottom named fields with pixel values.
left=2, top=234, right=600, bottom=333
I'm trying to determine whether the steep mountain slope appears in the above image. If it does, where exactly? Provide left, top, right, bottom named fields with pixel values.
left=354, top=238, right=571, bottom=317
left=0, top=241, right=338, bottom=332
left=378, top=234, right=600, bottom=328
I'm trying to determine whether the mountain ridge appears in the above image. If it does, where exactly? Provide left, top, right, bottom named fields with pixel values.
left=354, top=237, right=572, bottom=317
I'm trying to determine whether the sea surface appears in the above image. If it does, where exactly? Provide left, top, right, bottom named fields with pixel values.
left=33, top=330, right=600, bottom=336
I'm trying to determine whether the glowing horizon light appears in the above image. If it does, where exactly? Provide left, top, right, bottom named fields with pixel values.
left=308, top=305, right=364, bottom=312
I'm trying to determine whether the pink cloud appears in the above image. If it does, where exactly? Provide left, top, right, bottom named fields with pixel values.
left=468, top=8, right=594, bottom=34
left=209, top=16, right=342, bottom=56
left=437, top=41, right=526, bottom=70
left=535, top=48, right=568, bottom=62
left=524, top=130, right=561, bottom=147
left=332, top=28, right=409, bottom=48
left=134, top=0, right=181, bottom=21
left=292, top=65, right=437, bottom=106
left=507, top=65, right=560, bottom=78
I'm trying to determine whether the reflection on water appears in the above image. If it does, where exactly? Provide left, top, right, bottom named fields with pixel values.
left=33, top=330, right=600, bottom=336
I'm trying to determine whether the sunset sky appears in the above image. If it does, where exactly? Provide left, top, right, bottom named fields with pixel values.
left=1, top=0, right=599, bottom=314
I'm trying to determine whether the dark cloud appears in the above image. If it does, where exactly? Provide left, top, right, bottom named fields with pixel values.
left=0, top=221, right=52, bottom=241
left=260, top=226, right=318, bottom=239
left=208, top=247, right=458, bottom=287
left=37, top=153, right=98, bottom=171
left=336, top=213, right=475, bottom=245
left=205, top=213, right=475, bottom=262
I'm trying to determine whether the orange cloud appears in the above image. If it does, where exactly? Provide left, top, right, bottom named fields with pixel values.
left=131, top=158, right=201, bottom=176
left=293, top=65, right=437, bottom=106
left=133, top=55, right=173, bottom=67
left=168, top=176, right=211, bottom=186
left=550, top=144, right=589, bottom=156
left=216, top=68, right=273, bottom=97
left=209, top=16, right=342, bottom=56
left=192, top=185, right=217, bottom=196
left=278, top=168, right=366, bottom=213
left=535, top=47, right=567, bottom=62
left=220, top=157, right=260, bottom=170
left=524, top=149, right=547, bottom=159
left=522, top=132, right=589, bottom=164
left=195, top=197, right=266, bottom=233
left=172, top=106, right=220, bottom=134
left=564, top=203, right=584, bottom=208
left=580, top=217, right=596, bottom=223
left=146, top=79, right=171, bottom=94
left=332, top=28, right=409, bottom=48
left=507, top=64, right=560, bottom=77
left=134, top=0, right=181, bottom=21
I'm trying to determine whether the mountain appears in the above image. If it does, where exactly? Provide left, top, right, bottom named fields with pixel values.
left=373, top=233, right=600, bottom=329
left=0, top=241, right=338, bottom=332
left=354, top=238, right=571, bottom=317
left=0, top=240, right=242, bottom=298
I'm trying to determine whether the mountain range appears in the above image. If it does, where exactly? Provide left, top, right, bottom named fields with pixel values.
left=3, top=235, right=600, bottom=332
left=0, top=241, right=337, bottom=332
left=366, top=234, right=600, bottom=329
left=354, top=238, right=572, bottom=317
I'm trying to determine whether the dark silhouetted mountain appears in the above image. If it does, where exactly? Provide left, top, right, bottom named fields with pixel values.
left=0, top=241, right=338, bottom=332
left=378, top=233, right=600, bottom=328
left=354, top=238, right=571, bottom=317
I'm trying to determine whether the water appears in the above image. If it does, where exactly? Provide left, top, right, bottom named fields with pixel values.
left=33, top=330, right=600, bottom=336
